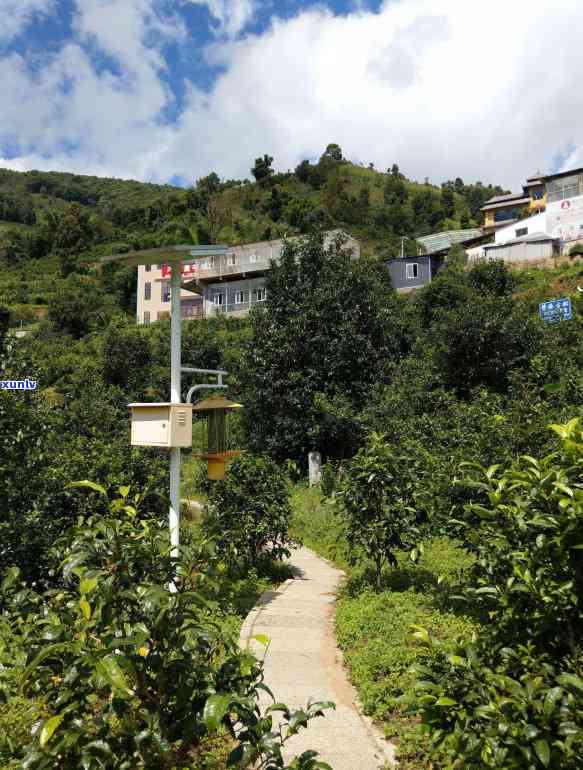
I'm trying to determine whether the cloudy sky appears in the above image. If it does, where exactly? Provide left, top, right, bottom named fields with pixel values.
left=1, top=0, right=582, bottom=189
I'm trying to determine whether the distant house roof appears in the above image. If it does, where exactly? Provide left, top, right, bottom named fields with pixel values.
left=481, top=192, right=530, bottom=209
left=524, top=178, right=544, bottom=188
left=544, top=166, right=583, bottom=183
left=417, top=228, right=483, bottom=255
left=484, top=231, right=556, bottom=249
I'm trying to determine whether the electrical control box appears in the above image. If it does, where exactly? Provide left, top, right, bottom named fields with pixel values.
left=129, top=403, right=193, bottom=448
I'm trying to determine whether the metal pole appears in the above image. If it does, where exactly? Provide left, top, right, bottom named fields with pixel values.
left=169, top=263, right=182, bottom=591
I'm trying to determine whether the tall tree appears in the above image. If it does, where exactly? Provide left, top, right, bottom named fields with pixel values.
left=251, top=154, right=274, bottom=185
left=241, top=230, right=409, bottom=463
left=320, top=143, right=343, bottom=162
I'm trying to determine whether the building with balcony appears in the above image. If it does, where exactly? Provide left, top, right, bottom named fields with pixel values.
left=136, top=230, right=360, bottom=324
left=481, top=168, right=582, bottom=234
left=468, top=167, right=583, bottom=267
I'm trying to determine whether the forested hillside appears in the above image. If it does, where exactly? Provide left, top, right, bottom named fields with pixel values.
left=0, top=145, right=504, bottom=322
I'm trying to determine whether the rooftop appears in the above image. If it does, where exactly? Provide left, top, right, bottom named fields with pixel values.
left=484, top=231, right=556, bottom=248
left=545, top=165, right=583, bottom=182
left=482, top=191, right=528, bottom=207
left=417, top=228, right=484, bottom=255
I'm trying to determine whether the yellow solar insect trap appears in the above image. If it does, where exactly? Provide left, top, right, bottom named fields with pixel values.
left=192, top=395, right=243, bottom=480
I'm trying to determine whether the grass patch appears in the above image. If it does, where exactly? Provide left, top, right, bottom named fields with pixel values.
left=290, top=486, right=475, bottom=769
left=289, top=485, right=351, bottom=567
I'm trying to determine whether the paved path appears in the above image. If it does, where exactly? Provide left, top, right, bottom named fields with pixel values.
left=240, top=547, right=396, bottom=770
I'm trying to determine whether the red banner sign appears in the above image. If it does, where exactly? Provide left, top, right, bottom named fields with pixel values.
left=161, top=263, right=199, bottom=278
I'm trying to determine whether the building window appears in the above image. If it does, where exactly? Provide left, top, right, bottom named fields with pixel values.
left=234, top=290, right=246, bottom=304
left=162, top=281, right=170, bottom=302
left=145, top=264, right=151, bottom=272
left=516, top=227, right=528, bottom=237
left=144, top=282, right=151, bottom=300
left=532, top=189, right=544, bottom=200
left=249, top=253, right=258, bottom=264
left=406, top=263, right=419, bottom=280
left=157, top=311, right=170, bottom=321
left=151, top=264, right=157, bottom=270
left=212, top=292, right=225, bottom=306
left=228, top=253, right=238, bottom=266
left=143, top=311, right=150, bottom=324
left=494, top=207, right=521, bottom=223
left=253, top=287, right=267, bottom=302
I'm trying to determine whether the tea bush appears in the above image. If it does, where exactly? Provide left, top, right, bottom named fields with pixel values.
left=1, top=484, right=333, bottom=770
left=415, top=419, right=583, bottom=768
left=206, top=453, right=294, bottom=564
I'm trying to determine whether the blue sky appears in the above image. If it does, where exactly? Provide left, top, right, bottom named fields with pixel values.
left=1, top=0, right=582, bottom=188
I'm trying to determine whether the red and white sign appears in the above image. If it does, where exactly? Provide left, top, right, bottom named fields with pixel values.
left=161, top=262, right=199, bottom=278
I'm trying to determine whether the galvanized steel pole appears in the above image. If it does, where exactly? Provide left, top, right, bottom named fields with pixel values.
left=169, top=264, right=182, bottom=591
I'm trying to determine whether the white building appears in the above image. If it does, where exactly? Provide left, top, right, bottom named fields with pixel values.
left=468, top=195, right=583, bottom=267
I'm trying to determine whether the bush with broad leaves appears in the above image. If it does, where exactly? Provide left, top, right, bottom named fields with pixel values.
left=1, top=483, right=333, bottom=770
left=413, top=418, right=583, bottom=769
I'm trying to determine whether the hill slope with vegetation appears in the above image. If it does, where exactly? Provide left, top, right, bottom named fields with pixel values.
left=2, top=224, right=583, bottom=768
left=0, top=144, right=504, bottom=322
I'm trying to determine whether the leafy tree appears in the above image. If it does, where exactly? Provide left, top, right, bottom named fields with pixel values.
left=320, top=143, right=343, bottom=162
left=102, top=318, right=152, bottom=395
left=432, top=294, right=541, bottom=395
left=47, top=275, right=116, bottom=338
left=467, top=259, right=517, bottom=296
left=241, top=230, right=409, bottom=462
left=251, top=154, right=275, bottom=185
left=294, top=159, right=312, bottom=183
left=337, top=434, right=424, bottom=589
left=52, top=204, right=95, bottom=276
left=441, top=186, right=455, bottom=219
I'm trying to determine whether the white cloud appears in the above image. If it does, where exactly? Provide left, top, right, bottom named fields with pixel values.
left=0, top=0, right=55, bottom=44
left=1, top=0, right=583, bottom=189
left=186, top=0, right=256, bottom=38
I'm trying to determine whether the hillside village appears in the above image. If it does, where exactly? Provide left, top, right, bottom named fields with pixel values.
left=2, top=146, right=583, bottom=770
left=4, top=0, right=583, bottom=767
left=2, top=152, right=583, bottom=327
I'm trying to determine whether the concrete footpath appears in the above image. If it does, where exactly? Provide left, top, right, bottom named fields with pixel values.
left=240, top=547, right=396, bottom=770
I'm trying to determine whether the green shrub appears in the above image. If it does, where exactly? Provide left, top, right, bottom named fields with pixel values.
left=206, top=454, right=294, bottom=564
left=415, top=419, right=583, bottom=768
left=336, top=434, right=426, bottom=589
left=1, top=484, right=333, bottom=770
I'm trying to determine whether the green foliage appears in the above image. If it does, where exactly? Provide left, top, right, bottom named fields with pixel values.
left=415, top=419, right=583, bottom=768
left=251, top=154, right=274, bottom=185
left=432, top=294, right=542, bottom=395
left=47, top=274, right=117, bottom=338
left=1, top=487, right=333, bottom=770
left=206, top=454, right=294, bottom=564
left=0, top=338, right=168, bottom=583
left=242, top=230, right=408, bottom=462
left=102, top=318, right=152, bottom=395
left=336, top=434, right=426, bottom=589
left=467, top=259, right=518, bottom=296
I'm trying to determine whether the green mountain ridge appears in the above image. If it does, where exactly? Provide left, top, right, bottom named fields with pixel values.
left=0, top=148, right=505, bottom=318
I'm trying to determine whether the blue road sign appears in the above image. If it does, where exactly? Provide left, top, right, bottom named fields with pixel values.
left=539, top=297, right=572, bottom=323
